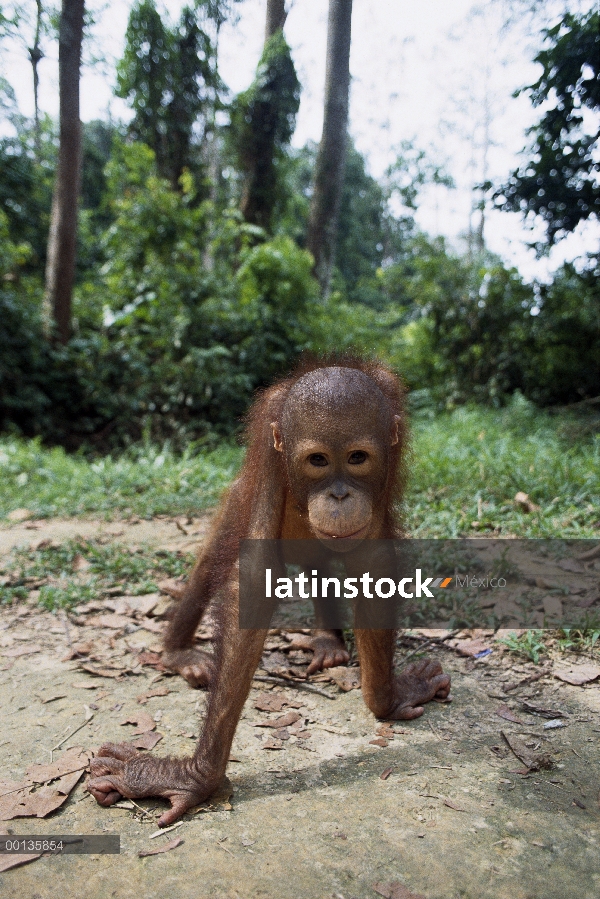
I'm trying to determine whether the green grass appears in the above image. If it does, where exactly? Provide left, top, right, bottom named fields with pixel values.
left=0, top=399, right=598, bottom=538
left=0, top=539, right=196, bottom=610
left=406, top=399, right=600, bottom=537
left=0, top=440, right=242, bottom=520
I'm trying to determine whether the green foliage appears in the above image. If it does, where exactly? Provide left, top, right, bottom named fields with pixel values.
left=406, top=400, right=600, bottom=537
left=523, top=263, right=600, bottom=405
left=0, top=121, right=55, bottom=267
left=0, top=538, right=196, bottom=610
left=228, top=30, right=300, bottom=230
left=116, top=0, right=221, bottom=188
left=494, top=10, right=599, bottom=247
left=497, top=630, right=547, bottom=664
left=0, top=437, right=241, bottom=519
left=382, top=235, right=599, bottom=406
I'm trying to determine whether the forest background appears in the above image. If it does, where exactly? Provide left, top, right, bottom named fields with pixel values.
left=0, top=0, right=598, bottom=542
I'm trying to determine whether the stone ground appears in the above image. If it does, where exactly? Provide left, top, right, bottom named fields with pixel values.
left=1, top=517, right=599, bottom=899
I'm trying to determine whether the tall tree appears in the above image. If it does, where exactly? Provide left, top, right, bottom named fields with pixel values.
left=229, top=2, right=300, bottom=232
left=265, top=0, right=286, bottom=40
left=494, top=9, right=599, bottom=249
left=44, top=0, right=84, bottom=343
left=307, top=0, right=353, bottom=294
left=116, top=1, right=221, bottom=190
left=28, top=0, right=44, bottom=157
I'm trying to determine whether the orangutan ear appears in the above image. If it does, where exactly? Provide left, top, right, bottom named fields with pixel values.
left=271, top=422, right=284, bottom=452
left=390, top=415, right=402, bottom=446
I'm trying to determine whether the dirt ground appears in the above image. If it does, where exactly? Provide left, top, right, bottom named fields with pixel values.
left=1, top=517, right=599, bottom=899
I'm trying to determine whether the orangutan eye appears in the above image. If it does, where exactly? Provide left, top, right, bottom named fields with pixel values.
left=308, top=453, right=329, bottom=467
left=348, top=451, right=368, bottom=465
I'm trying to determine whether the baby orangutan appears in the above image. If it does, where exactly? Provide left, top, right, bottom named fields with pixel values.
left=87, top=359, right=451, bottom=825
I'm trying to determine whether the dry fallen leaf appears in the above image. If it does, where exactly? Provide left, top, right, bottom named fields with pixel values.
left=72, top=554, right=91, bottom=572
left=557, top=558, right=585, bottom=573
left=120, top=712, right=156, bottom=734
left=7, top=508, right=33, bottom=522
left=138, top=837, right=184, bottom=857
left=514, top=492, right=540, bottom=513
left=157, top=578, right=186, bottom=600
left=501, top=732, right=553, bottom=771
left=443, top=798, right=467, bottom=812
left=87, top=614, right=132, bottom=630
left=77, top=662, right=132, bottom=679
left=495, top=704, right=525, bottom=725
left=136, top=651, right=164, bottom=669
left=326, top=665, right=361, bottom=691
left=452, top=639, right=491, bottom=658
left=369, top=738, right=389, bottom=748
left=2, top=645, right=42, bottom=658
left=26, top=747, right=91, bottom=785
left=253, top=692, right=302, bottom=712
left=137, top=687, right=171, bottom=704
left=380, top=766, right=394, bottom=780
left=0, top=829, right=42, bottom=872
left=0, top=748, right=91, bottom=820
left=262, top=737, right=284, bottom=750
left=553, top=664, right=600, bottom=686
left=373, top=881, right=426, bottom=899
left=129, top=732, right=163, bottom=750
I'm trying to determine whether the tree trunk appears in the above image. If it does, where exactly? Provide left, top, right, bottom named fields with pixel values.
left=265, top=0, right=287, bottom=40
left=307, top=0, right=353, bottom=295
left=28, top=0, right=44, bottom=159
left=44, top=0, right=84, bottom=344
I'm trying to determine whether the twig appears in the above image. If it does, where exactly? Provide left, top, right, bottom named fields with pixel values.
left=51, top=714, right=94, bottom=752
left=402, top=640, right=434, bottom=663
left=252, top=674, right=336, bottom=699
left=503, top=671, right=547, bottom=692
left=577, top=544, right=600, bottom=562
left=149, top=821, right=183, bottom=839
left=428, top=721, right=443, bottom=741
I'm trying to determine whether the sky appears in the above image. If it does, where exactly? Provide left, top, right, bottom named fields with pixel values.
left=3, top=0, right=598, bottom=281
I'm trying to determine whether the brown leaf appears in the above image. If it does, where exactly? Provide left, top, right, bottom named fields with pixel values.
left=2, top=645, right=42, bottom=658
left=72, top=554, right=91, bottom=572
left=138, top=837, right=184, bottom=857
left=557, top=558, right=585, bottom=573
left=495, top=704, right=525, bottom=724
left=253, top=692, right=288, bottom=712
left=157, top=578, right=186, bottom=600
left=514, top=492, right=540, bottom=513
left=443, top=798, right=467, bottom=812
left=271, top=710, right=300, bottom=728
left=7, top=508, right=33, bottom=522
left=380, top=766, right=394, bottom=780
left=376, top=724, right=395, bottom=738
left=0, top=851, right=43, bottom=872
left=120, top=712, right=156, bottom=734
left=373, top=881, right=426, bottom=899
left=0, top=750, right=90, bottom=820
left=136, top=651, right=164, bottom=669
left=553, top=664, right=600, bottom=686
left=77, top=662, right=131, bottom=679
left=26, top=747, right=91, bottom=784
left=129, top=732, right=163, bottom=750
left=137, top=687, right=171, bottom=704
left=501, top=731, right=553, bottom=771
left=87, top=613, right=132, bottom=630
left=452, top=639, right=491, bottom=658
left=116, top=594, right=161, bottom=617
left=327, top=665, right=361, bottom=691
left=369, top=738, right=389, bottom=748
left=262, top=737, right=284, bottom=750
